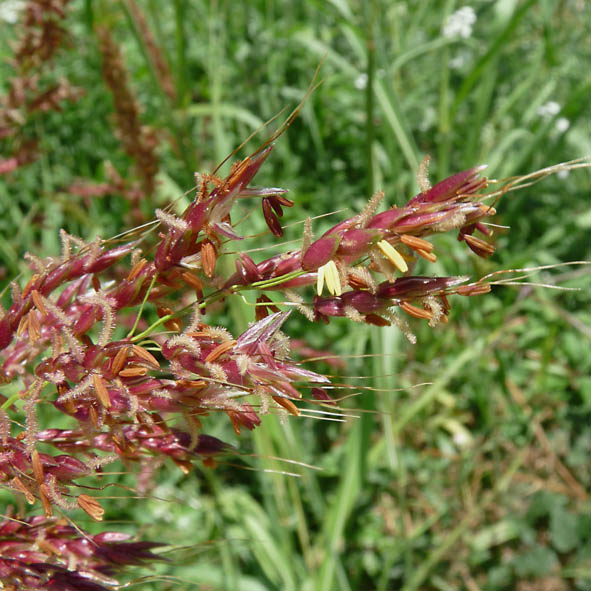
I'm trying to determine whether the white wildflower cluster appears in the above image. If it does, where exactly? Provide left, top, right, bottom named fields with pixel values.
left=442, top=7, right=477, bottom=39
left=0, top=0, right=24, bottom=23
left=555, top=117, right=570, bottom=133
left=449, top=50, right=471, bottom=70
left=537, top=101, right=570, bottom=134
left=537, top=101, right=561, bottom=118
left=354, top=73, right=368, bottom=90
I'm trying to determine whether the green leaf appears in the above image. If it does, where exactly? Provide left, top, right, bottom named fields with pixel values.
left=550, top=507, right=580, bottom=553
left=513, top=544, right=557, bottom=578
left=526, top=491, right=566, bottom=524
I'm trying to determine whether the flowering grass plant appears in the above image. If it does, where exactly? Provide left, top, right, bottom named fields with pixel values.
left=1, top=1, right=590, bottom=589
left=1, top=118, right=588, bottom=587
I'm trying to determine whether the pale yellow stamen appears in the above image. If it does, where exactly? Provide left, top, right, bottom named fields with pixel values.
left=324, top=260, right=342, bottom=296
left=316, top=261, right=342, bottom=296
left=316, top=264, right=325, bottom=296
left=377, top=240, right=408, bottom=273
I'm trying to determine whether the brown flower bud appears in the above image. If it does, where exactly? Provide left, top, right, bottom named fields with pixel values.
left=272, top=396, right=301, bottom=416
left=463, top=234, right=495, bottom=258
left=92, top=374, right=111, bottom=408
left=457, top=283, right=491, bottom=296
left=181, top=271, right=203, bottom=296
left=415, top=248, right=437, bottom=263
left=400, top=234, right=434, bottom=253
left=127, top=258, right=148, bottom=281
left=111, top=345, right=130, bottom=375
left=11, top=476, right=35, bottom=504
left=32, top=449, right=44, bottom=484
left=39, top=483, right=53, bottom=517
left=131, top=344, right=160, bottom=368
left=400, top=301, right=433, bottom=320
left=364, top=314, right=391, bottom=327
left=201, top=240, right=217, bottom=278
left=204, top=340, right=236, bottom=363
left=118, top=367, right=148, bottom=378
left=77, top=494, right=105, bottom=521
left=31, top=289, right=47, bottom=315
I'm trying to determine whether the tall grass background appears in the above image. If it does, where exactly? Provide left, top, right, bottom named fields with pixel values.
left=1, top=1, right=590, bottom=589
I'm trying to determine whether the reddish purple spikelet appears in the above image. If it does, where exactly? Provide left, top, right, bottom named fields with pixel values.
left=336, top=228, right=380, bottom=258
left=235, top=253, right=262, bottom=283
left=301, top=235, right=341, bottom=271
left=408, top=165, right=487, bottom=205
left=376, top=276, right=468, bottom=299
left=0, top=516, right=163, bottom=590
left=262, top=197, right=284, bottom=236
left=367, top=207, right=406, bottom=230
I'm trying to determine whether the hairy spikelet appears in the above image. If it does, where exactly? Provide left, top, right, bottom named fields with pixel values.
left=358, top=190, right=385, bottom=228
left=344, top=305, right=365, bottom=323
left=205, top=361, right=229, bottom=384
left=23, top=381, right=42, bottom=455
left=166, top=334, right=202, bottom=357
left=302, top=217, right=313, bottom=254
left=156, top=208, right=189, bottom=232
left=425, top=295, right=444, bottom=327
left=0, top=409, right=10, bottom=444
left=58, top=373, right=94, bottom=403
left=85, top=237, right=102, bottom=271
left=46, top=475, right=77, bottom=511
left=386, top=309, right=417, bottom=344
left=24, top=253, right=48, bottom=273
left=285, top=290, right=315, bottom=321
left=417, top=155, right=432, bottom=193
left=81, top=291, right=116, bottom=346
left=272, top=331, right=291, bottom=360
left=10, top=281, right=23, bottom=306
left=202, top=325, right=233, bottom=342
left=60, top=229, right=72, bottom=261
left=433, top=211, right=466, bottom=232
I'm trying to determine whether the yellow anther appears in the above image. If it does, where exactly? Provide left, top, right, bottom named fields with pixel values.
left=377, top=240, right=408, bottom=273
left=316, top=260, right=342, bottom=296
left=316, top=263, right=325, bottom=296
left=324, top=260, right=342, bottom=296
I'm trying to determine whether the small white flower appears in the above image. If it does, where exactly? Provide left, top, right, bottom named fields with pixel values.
left=537, top=101, right=561, bottom=119
left=354, top=73, right=368, bottom=90
left=452, top=429, right=471, bottom=448
left=449, top=50, right=471, bottom=70
left=442, top=7, right=477, bottom=39
left=0, top=0, right=25, bottom=23
left=555, top=117, right=570, bottom=133
left=418, top=106, right=437, bottom=132
left=557, top=169, right=570, bottom=180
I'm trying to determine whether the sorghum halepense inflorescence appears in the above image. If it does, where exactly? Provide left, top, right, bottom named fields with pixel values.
left=0, top=143, right=503, bottom=588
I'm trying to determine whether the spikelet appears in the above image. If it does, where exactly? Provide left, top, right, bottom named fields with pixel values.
left=417, top=155, right=432, bottom=193
left=358, top=190, right=385, bottom=228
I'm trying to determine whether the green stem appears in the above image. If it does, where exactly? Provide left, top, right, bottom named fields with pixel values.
left=1, top=393, right=22, bottom=411
left=127, top=275, right=157, bottom=339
